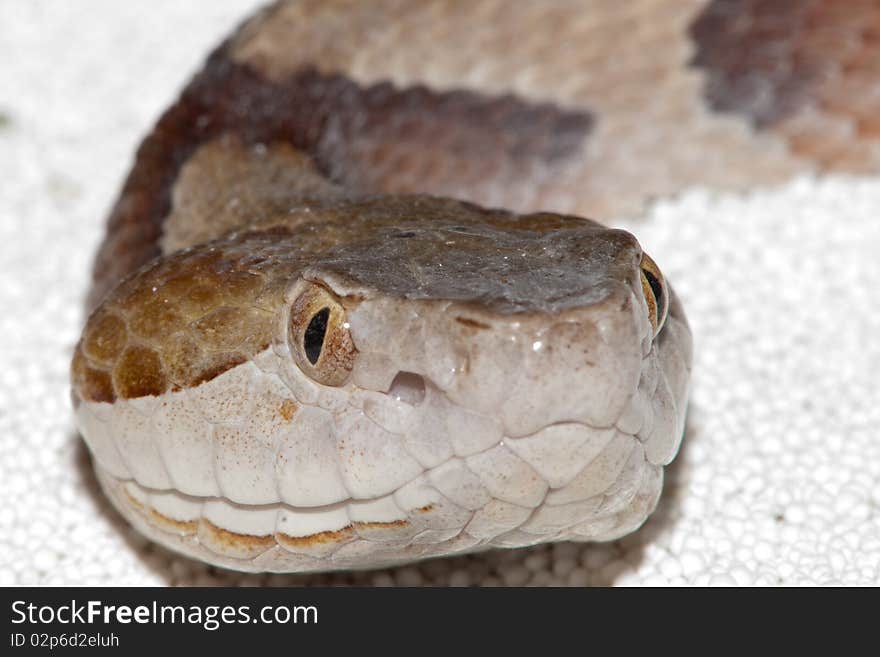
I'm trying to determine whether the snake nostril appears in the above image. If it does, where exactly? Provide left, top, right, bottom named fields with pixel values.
left=388, top=371, right=426, bottom=406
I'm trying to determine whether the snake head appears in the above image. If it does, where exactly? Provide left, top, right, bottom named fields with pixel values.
left=287, top=205, right=691, bottom=463
left=71, top=198, right=691, bottom=571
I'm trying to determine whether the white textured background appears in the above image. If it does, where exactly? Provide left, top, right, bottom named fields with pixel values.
left=1, top=1, right=878, bottom=586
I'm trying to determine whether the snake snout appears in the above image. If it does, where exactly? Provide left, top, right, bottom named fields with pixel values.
left=436, top=295, right=645, bottom=439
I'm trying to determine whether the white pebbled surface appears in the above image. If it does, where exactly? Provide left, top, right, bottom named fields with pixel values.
left=1, top=0, right=879, bottom=585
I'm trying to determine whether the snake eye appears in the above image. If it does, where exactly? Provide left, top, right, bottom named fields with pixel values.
left=639, top=252, right=669, bottom=336
left=288, top=283, right=357, bottom=386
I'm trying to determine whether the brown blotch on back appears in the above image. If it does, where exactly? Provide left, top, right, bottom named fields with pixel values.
left=690, top=0, right=880, bottom=170
left=689, top=0, right=820, bottom=129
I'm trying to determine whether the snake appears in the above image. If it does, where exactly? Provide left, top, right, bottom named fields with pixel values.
left=70, top=0, right=877, bottom=573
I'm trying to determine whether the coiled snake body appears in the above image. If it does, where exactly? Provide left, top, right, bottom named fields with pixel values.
left=72, top=0, right=875, bottom=572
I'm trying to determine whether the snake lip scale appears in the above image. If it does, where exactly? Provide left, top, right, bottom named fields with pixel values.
left=62, top=0, right=811, bottom=573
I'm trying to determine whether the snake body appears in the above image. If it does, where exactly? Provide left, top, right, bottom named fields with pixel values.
left=71, top=0, right=877, bottom=573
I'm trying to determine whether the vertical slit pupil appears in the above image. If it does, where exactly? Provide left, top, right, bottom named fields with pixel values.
left=642, top=269, right=664, bottom=311
left=304, top=307, right=330, bottom=365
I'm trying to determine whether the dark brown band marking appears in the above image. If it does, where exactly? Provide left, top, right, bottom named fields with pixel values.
left=91, top=44, right=593, bottom=310
left=689, top=0, right=880, bottom=171
left=689, top=0, right=820, bottom=128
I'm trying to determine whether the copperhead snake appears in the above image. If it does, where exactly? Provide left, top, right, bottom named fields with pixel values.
left=71, top=0, right=873, bottom=573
